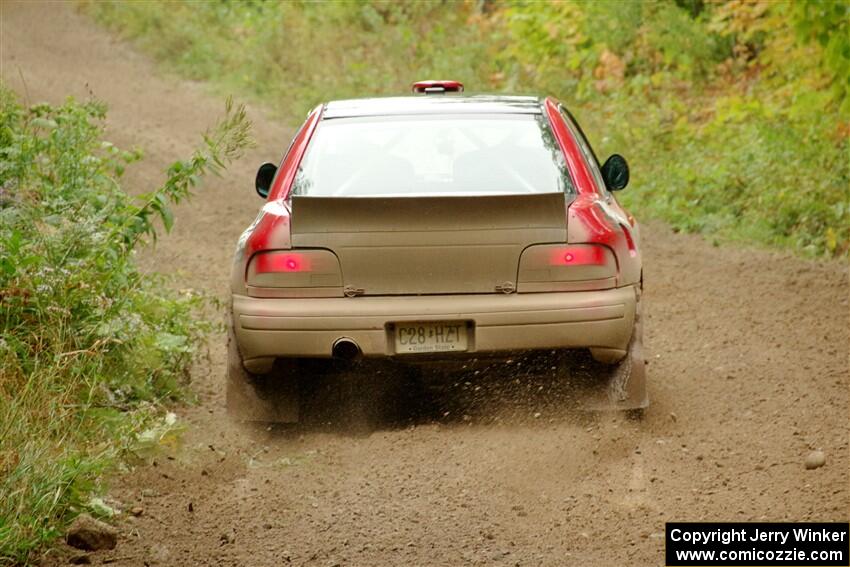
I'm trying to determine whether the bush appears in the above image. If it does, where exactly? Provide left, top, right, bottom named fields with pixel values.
left=0, top=89, right=250, bottom=564
left=84, top=0, right=494, bottom=119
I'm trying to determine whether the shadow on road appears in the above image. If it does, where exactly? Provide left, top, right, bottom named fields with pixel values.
left=259, top=350, right=628, bottom=437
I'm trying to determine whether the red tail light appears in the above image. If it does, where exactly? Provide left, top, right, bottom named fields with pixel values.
left=246, top=250, right=343, bottom=298
left=254, top=252, right=310, bottom=273
left=518, top=244, right=617, bottom=292
left=548, top=245, right=608, bottom=266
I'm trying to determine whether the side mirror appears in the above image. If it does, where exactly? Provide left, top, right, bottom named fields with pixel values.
left=255, top=162, right=277, bottom=199
left=600, top=154, right=629, bottom=191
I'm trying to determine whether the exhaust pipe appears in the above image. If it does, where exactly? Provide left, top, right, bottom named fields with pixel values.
left=332, top=337, right=361, bottom=361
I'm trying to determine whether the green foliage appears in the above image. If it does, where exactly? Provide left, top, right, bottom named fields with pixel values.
left=594, top=88, right=849, bottom=254
left=792, top=0, right=850, bottom=113
left=0, top=89, right=251, bottom=564
left=84, top=0, right=849, bottom=256
left=85, top=0, right=493, bottom=119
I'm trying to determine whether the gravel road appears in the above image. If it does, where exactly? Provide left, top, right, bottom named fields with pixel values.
left=2, top=2, right=848, bottom=565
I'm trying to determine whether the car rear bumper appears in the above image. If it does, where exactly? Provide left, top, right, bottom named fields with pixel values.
left=232, top=286, right=637, bottom=367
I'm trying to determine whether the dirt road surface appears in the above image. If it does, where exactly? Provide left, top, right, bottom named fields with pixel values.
left=2, top=2, right=848, bottom=565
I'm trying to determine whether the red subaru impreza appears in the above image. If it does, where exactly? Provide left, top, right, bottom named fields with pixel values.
left=228, top=80, right=646, bottom=422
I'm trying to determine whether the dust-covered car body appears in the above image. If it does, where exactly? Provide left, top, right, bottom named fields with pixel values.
left=229, top=82, right=646, bottom=421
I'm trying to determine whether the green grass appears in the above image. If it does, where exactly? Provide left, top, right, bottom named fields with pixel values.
left=0, top=89, right=251, bottom=565
left=84, top=0, right=849, bottom=257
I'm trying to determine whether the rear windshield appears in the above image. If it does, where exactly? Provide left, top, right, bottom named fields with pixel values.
left=291, top=114, right=573, bottom=197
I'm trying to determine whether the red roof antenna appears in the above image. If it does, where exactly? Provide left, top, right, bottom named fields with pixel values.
left=411, top=80, right=464, bottom=94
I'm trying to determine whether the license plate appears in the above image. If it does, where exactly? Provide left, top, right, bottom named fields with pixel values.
left=394, top=321, right=467, bottom=354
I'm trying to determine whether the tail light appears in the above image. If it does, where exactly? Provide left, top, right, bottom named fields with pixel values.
left=254, top=252, right=310, bottom=273
left=518, top=244, right=617, bottom=292
left=547, top=245, right=609, bottom=266
left=246, top=250, right=342, bottom=298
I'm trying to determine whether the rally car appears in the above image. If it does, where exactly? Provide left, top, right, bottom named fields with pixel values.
left=228, top=80, right=646, bottom=422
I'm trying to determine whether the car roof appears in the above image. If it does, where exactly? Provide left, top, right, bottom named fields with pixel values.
left=322, top=95, right=543, bottom=119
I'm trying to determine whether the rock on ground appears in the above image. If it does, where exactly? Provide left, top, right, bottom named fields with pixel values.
left=805, top=450, right=826, bottom=470
left=66, top=514, right=118, bottom=551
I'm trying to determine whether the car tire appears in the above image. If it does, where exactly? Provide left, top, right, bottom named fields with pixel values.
left=579, top=298, right=648, bottom=413
left=604, top=298, right=648, bottom=411
left=226, top=324, right=300, bottom=423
